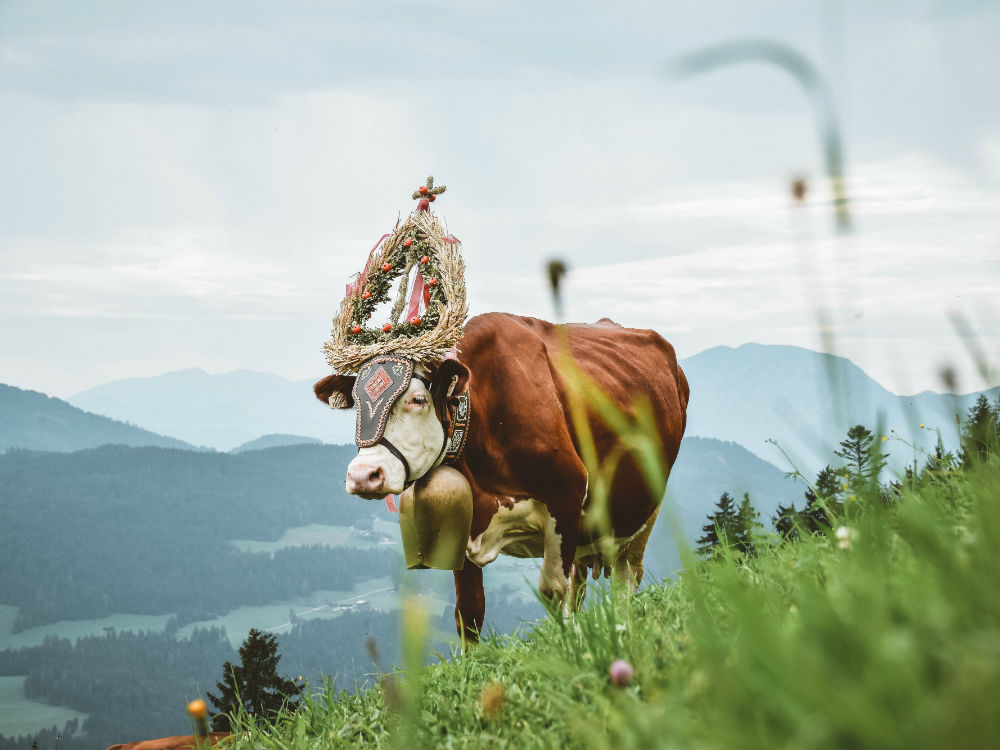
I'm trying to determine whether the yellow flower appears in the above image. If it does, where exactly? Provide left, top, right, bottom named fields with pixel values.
left=881, top=435, right=887, bottom=442
left=920, top=423, right=925, bottom=428
left=842, top=483, right=849, bottom=490
left=480, top=682, right=506, bottom=719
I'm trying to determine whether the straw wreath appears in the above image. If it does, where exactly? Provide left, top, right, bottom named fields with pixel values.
left=323, top=183, right=468, bottom=374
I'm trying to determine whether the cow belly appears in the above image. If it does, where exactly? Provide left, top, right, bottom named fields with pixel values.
left=465, top=498, right=652, bottom=568
left=466, top=498, right=548, bottom=566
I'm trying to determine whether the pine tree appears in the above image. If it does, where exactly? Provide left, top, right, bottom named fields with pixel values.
left=207, top=628, right=300, bottom=732
left=960, top=394, right=1000, bottom=465
left=834, top=424, right=888, bottom=482
left=803, top=465, right=842, bottom=532
left=697, top=492, right=738, bottom=556
left=772, top=502, right=801, bottom=541
left=733, top=493, right=764, bottom=555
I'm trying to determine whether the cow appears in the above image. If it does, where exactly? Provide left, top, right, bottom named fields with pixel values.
left=314, top=312, right=689, bottom=641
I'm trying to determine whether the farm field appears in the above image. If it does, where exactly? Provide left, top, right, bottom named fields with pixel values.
left=228, top=519, right=399, bottom=554
left=0, top=675, right=87, bottom=738
left=0, top=604, right=173, bottom=652
left=174, top=576, right=401, bottom=648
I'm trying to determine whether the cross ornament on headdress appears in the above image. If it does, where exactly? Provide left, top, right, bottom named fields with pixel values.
left=412, top=176, right=446, bottom=212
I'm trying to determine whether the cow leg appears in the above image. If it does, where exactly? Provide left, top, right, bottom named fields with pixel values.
left=538, top=514, right=580, bottom=615
left=568, top=561, right=589, bottom=611
left=453, top=563, right=485, bottom=645
left=613, top=505, right=660, bottom=592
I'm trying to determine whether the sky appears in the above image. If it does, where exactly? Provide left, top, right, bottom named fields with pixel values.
left=1, top=0, right=998, bottom=399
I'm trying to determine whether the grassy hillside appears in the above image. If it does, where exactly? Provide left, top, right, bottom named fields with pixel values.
left=0, top=383, right=192, bottom=452
left=223, top=438, right=1000, bottom=748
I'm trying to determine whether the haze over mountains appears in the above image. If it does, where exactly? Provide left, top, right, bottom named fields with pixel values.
left=54, top=343, right=1000, bottom=476
left=0, top=384, right=193, bottom=453
left=69, top=368, right=355, bottom=450
left=682, top=343, right=998, bottom=475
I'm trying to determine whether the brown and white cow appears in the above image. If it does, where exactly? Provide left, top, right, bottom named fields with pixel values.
left=315, top=312, right=689, bottom=641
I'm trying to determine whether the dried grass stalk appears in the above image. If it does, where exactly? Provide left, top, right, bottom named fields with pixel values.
left=323, top=209, right=468, bottom=374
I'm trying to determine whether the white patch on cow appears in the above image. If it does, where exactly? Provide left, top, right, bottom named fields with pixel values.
left=538, top=515, right=570, bottom=606
left=466, top=497, right=549, bottom=566
left=346, top=376, right=445, bottom=495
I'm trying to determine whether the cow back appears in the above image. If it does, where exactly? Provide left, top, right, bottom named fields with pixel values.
left=453, top=313, right=689, bottom=541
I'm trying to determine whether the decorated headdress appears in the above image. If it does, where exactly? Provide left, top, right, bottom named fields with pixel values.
left=323, top=177, right=469, bottom=374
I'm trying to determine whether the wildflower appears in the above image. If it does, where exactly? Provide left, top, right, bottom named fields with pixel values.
left=849, top=494, right=856, bottom=501
left=480, top=681, right=506, bottom=718
left=187, top=699, right=207, bottom=719
left=609, top=659, right=635, bottom=687
left=881, top=435, right=888, bottom=442
left=615, top=623, right=627, bottom=633
left=842, top=483, right=849, bottom=490
left=836, top=526, right=857, bottom=550
left=920, top=423, right=925, bottom=428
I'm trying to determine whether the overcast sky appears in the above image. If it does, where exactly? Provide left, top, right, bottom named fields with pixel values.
left=1, top=0, right=998, bottom=398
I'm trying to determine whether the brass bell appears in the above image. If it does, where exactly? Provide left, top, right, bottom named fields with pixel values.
left=398, top=465, right=473, bottom=570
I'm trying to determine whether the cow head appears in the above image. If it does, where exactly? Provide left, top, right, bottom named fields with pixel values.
left=314, top=357, right=470, bottom=500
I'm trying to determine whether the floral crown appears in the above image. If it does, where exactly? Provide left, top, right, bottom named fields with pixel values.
left=323, top=177, right=469, bottom=374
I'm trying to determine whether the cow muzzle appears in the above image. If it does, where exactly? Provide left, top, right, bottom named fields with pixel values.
left=345, top=461, right=387, bottom=498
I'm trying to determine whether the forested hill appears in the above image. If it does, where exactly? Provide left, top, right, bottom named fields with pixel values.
left=0, top=443, right=392, bottom=631
left=0, top=383, right=193, bottom=452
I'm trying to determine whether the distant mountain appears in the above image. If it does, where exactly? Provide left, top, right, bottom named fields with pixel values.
left=681, top=343, right=999, bottom=476
left=0, top=383, right=192, bottom=453
left=62, top=344, right=1000, bottom=474
left=69, top=368, right=354, bottom=450
left=231, top=433, right=323, bottom=453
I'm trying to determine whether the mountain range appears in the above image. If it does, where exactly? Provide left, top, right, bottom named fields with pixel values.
left=69, top=368, right=355, bottom=450
left=682, top=343, right=998, bottom=475
left=0, top=384, right=193, bottom=453
left=50, top=344, right=1000, bottom=477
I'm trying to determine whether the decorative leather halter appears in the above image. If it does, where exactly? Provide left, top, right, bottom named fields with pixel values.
left=352, top=355, right=470, bottom=489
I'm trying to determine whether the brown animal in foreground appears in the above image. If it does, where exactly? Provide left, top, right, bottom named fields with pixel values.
left=106, top=731, right=231, bottom=750
left=315, top=312, right=689, bottom=641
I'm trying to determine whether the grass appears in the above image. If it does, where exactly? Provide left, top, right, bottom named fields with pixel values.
left=218, top=448, right=1000, bottom=749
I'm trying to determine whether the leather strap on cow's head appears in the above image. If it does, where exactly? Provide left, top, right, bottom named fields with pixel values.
left=442, top=391, right=470, bottom=463
left=351, top=354, right=470, bottom=490
left=352, top=356, right=416, bottom=448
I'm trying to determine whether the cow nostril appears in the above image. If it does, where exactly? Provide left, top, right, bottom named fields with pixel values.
left=368, top=468, right=382, bottom=482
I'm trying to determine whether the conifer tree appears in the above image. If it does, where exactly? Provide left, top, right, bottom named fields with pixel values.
left=734, top=493, right=764, bottom=555
left=803, top=465, right=843, bottom=532
left=960, top=394, right=1000, bottom=465
left=697, top=492, right=738, bottom=556
left=772, top=502, right=801, bottom=541
left=207, top=628, right=300, bottom=731
left=834, top=424, right=887, bottom=482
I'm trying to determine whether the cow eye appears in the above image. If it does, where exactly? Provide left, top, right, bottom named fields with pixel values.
left=411, top=394, right=427, bottom=406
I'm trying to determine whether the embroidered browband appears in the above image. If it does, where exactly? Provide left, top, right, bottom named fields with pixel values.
left=353, top=356, right=415, bottom=448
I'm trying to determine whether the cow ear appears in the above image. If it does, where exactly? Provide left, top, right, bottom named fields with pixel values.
left=314, top=374, right=356, bottom=409
left=431, top=358, right=470, bottom=405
